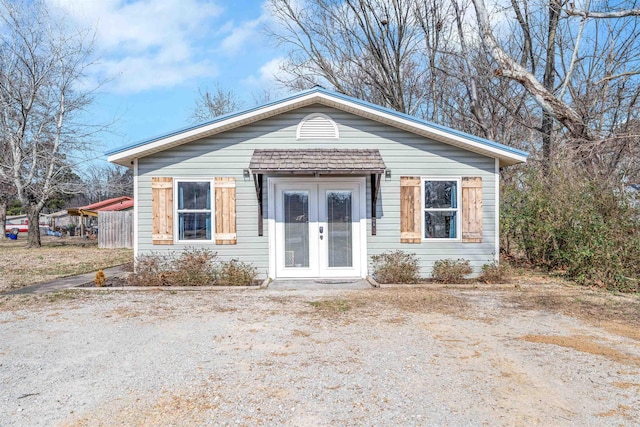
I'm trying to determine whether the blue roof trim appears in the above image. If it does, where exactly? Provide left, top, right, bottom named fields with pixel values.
left=106, top=86, right=529, bottom=159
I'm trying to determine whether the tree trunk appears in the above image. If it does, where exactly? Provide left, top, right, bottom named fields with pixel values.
left=541, top=0, right=561, bottom=172
left=27, top=203, right=41, bottom=248
left=0, top=200, right=6, bottom=239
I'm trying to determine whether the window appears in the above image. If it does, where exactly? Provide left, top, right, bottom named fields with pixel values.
left=422, top=178, right=460, bottom=239
left=176, top=180, right=213, bottom=241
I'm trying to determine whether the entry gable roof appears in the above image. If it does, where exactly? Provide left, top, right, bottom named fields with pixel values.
left=106, top=87, right=528, bottom=167
left=249, top=149, right=386, bottom=174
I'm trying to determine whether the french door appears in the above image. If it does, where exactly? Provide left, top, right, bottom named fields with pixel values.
left=274, top=180, right=363, bottom=278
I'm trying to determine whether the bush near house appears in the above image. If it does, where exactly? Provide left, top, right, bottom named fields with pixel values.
left=128, top=248, right=258, bottom=286
left=478, top=261, right=511, bottom=284
left=431, top=259, right=473, bottom=283
left=371, top=250, right=420, bottom=284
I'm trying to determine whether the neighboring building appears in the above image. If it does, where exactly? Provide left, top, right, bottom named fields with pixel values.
left=107, top=87, right=527, bottom=280
left=50, top=196, right=134, bottom=234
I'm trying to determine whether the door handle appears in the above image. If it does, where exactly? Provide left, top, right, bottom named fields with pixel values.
left=319, top=226, right=324, bottom=233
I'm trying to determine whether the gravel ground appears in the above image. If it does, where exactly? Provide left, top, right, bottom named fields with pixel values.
left=1, top=285, right=639, bottom=426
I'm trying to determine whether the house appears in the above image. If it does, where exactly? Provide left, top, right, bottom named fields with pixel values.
left=106, top=87, right=527, bottom=280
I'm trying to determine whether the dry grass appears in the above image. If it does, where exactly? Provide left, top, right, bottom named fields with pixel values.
left=520, top=334, right=640, bottom=367
left=0, top=236, right=132, bottom=291
left=505, top=283, right=640, bottom=340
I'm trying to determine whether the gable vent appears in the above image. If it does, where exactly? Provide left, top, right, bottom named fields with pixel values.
left=296, top=113, right=339, bottom=140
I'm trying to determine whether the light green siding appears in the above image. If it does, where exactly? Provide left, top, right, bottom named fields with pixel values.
left=137, top=105, right=498, bottom=278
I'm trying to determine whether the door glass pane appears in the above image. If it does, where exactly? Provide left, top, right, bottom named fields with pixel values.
left=327, top=191, right=352, bottom=267
left=284, top=191, right=309, bottom=268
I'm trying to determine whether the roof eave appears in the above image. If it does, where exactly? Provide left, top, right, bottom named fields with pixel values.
left=106, top=88, right=528, bottom=167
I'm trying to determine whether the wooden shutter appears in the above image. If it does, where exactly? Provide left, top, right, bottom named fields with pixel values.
left=152, top=177, right=173, bottom=245
left=215, top=177, right=237, bottom=244
left=400, top=176, right=421, bottom=243
left=462, top=177, right=482, bottom=243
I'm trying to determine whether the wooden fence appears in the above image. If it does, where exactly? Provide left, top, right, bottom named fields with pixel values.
left=98, top=211, right=133, bottom=249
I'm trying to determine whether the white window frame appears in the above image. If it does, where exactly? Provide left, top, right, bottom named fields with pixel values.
left=174, top=178, right=215, bottom=243
left=421, top=177, right=462, bottom=241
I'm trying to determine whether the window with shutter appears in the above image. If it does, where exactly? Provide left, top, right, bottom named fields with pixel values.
left=215, top=177, right=237, bottom=244
left=399, top=176, right=483, bottom=243
left=152, top=177, right=173, bottom=245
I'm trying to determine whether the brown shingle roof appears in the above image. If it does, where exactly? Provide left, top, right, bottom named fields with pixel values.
left=249, top=149, right=386, bottom=174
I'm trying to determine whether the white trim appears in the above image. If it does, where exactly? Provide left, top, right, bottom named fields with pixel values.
left=268, top=180, right=276, bottom=280
left=108, top=92, right=526, bottom=167
left=296, top=112, right=339, bottom=140
left=173, top=178, right=216, bottom=244
left=133, top=159, right=139, bottom=259
left=495, top=158, right=500, bottom=263
left=421, top=177, right=462, bottom=242
left=268, top=176, right=367, bottom=279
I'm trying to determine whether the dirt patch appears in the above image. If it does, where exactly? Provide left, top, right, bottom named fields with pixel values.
left=520, top=334, right=640, bottom=367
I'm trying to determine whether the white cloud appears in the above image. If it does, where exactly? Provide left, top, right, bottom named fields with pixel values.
left=219, top=18, right=262, bottom=54
left=47, top=0, right=223, bottom=93
left=242, top=57, right=291, bottom=88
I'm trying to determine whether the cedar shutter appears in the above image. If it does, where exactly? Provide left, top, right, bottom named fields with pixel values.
left=400, top=176, right=422, bottom=243
left=462, top=177, right=483, bottom=243
left=152, top=177, right=173, bottom=245
left=215, top=177, right=237, bottom=244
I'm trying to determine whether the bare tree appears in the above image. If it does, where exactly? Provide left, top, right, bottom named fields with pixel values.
left=470, top=0, right=640, bottom=179
left=190, top=84, right=242, bottom=123
left=82, top=163, right=133, bottom=204
left=266, top=0, right=432, bottom=115
left=0, top=0, right=98, bottom=247
left=266, top=0, right=536, bottom=149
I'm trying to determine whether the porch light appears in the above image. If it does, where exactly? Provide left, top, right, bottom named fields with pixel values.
left=385, top=169, right=392, bottom=180
left=243, top=169, right=251, bottom=180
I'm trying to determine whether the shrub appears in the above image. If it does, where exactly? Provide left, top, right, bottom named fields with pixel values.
left=370, top=250, right=420, bottom=284
left=217, top=259, right=258, bottom=286
left=128, top=249, right=260, bottom=286
left=128, top=253, right=173, bottom=286
left=431, top=258, right=472, bottom=283
left=167, top=248, right=218, bottom=286
left=501, top=161, right=640, bottom=292
left=478, top=261, right=511, bottom=284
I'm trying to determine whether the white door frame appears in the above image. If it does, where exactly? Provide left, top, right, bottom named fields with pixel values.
left=268, top=176, right=367, bottom=279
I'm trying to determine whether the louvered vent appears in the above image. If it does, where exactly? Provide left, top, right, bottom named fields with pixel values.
left=296, top=113, right=339, bottom=139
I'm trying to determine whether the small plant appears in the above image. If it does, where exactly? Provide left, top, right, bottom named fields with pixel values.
left=128, top=253, right=173, bottom=286
left=168, top=248, right=218, bottom=286
left=94, top=269, right=106, bottom=287
left=371, top=250, right=420, bottom=284
left=217, top=259, right=258, bottom=286
left=432, top=258, right=472, bottom=283
left=478, top=261, right=511, bottom=284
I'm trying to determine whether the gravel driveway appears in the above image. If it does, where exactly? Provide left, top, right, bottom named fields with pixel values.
left=1, top=285, right=639, bottom=426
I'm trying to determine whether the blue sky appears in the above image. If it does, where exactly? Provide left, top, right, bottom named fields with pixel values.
left=50, top=0, right=290, bottom=160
